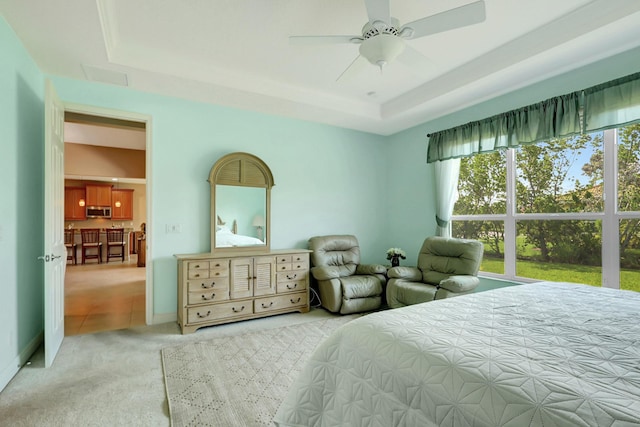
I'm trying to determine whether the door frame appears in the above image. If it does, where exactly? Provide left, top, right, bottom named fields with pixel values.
left=63, top=102, right=154, bottom=325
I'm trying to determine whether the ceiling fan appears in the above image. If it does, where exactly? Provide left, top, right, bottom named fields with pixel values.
left=290, top=0, right=486, bottom=81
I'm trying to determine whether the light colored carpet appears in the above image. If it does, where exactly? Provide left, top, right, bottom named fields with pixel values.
left=162, top=316, right=356, bottom=427
left=0, top=308, right=345, bottom=426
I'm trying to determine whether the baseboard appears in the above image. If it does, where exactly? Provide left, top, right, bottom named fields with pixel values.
left=153, top=312, right=177, bottom=325
left=0, top=331, right=43, bottom=393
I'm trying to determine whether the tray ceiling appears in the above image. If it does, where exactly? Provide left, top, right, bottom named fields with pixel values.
left=2, top=0, right=640, bottom=135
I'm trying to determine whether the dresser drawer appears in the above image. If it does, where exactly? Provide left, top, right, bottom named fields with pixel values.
left=276, top=262, right=292, bottom=272
left=186, top=278, right=229, bottom=292
left=188, top=269, right=210, bottom=279
left=276, top=279, right=307, bottom=294
left=186, top=260, right=209, bottom=270
left=187, top=301, right=253, bottom=324
left=187, top=289, right=229, bottom=305
left=290, top=254, right=307, bottom=263
left=290, top=260, right=308, bottom=271
left=277, top=271, right=307, bottom=283
left=254, top=291, right=307, bottom=314
left=276, top=255, right=292, bottom=264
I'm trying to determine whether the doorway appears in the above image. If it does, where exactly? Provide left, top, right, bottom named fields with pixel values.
left=61, top=106, right=152, bottom=336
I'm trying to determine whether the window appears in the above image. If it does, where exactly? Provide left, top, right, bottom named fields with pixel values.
left=452, top=124, right=640, bottom=292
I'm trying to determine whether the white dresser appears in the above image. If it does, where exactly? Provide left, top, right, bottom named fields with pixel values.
left=175, top=249, right=311, bottom=334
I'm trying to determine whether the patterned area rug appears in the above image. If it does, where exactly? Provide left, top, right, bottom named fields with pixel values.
left=161, top=316, right=356, bottom=426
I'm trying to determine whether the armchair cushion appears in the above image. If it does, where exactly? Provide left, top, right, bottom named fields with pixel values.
left=420, top=237, right=484, bottom=285
left=356, top=264, right=387, bottom=275
left=341, top=276, right=383, bottom=299
left=311, top=265, right=344, bottom=281
left=438, top=275, right=480, bottom=293
left=387, top=266, right=422, bottom=281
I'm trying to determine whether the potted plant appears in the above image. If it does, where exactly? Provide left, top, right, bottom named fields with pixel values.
left=386, top=247, right=406, bottom=267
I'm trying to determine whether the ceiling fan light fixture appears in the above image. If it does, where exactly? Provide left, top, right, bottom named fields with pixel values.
left=359, top=34, right=405, bottom=69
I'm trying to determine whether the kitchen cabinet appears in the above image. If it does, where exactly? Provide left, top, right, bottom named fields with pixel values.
left=64, top=187, right=86, bottom=220
left=111, top=189, right=134, bottom=220
left=85, top=184, right=112, bottom=206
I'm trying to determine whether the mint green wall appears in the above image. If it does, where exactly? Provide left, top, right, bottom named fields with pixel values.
left=0, top=16, right=44, bottom=389
left=49, top=76, right=389, bottom=316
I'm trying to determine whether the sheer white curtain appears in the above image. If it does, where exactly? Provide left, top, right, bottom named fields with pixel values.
left=434, top=158, right=461, bottom=237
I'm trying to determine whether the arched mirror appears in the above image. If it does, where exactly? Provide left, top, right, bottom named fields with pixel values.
left=209, top=152, right=274, bottom=252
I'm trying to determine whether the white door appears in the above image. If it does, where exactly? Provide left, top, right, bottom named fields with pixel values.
left=43, top=80, right=66, bottom=367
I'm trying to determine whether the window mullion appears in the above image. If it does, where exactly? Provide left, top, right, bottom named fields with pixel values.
left=602, top=128, right=619, bottom=289
left=504, top=148, right=517, bottom=278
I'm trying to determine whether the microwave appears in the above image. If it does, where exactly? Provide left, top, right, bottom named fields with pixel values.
left=86, top=206, right=112, bottom=218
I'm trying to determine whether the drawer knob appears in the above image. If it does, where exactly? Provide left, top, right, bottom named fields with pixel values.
left=286, top=283, right=297, bottom=290
left=201, top=282, right=215, bottom=289
left=194, top=264, right=200, bottom=268
left=196, top=310, right=211, bottom=318
left=290, top=297, right=301, bottom=304
left=201, top=293, right=216, bottom=301
left=286, top=274, right=297, bottom=280
left=194, top=273, right=200, bottom=278
left=261, top=302, right=274, bottom=308
left=232, top=305, right=245, bottom=313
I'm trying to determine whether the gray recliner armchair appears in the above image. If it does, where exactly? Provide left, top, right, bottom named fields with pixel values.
left=386, top=236, right=484, bottom=309
left=309, top=235, right=387, bottom=314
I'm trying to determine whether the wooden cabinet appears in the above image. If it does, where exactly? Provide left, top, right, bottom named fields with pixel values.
left=64, top=187, right=86, bottom=220
left=111, top=189, right=134, bottom=220
left=175, top=250, right=311, bottom=334
left=85, top=184, right=112, bottom=206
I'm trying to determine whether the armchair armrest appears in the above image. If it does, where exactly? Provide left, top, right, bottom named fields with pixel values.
left=438, top=275, right=480, bottom=293
left=356, top=264, right=387, bottom=275
left=387, top=266, right=422, bottom=281
left=311, top=266, right=342, bottom=281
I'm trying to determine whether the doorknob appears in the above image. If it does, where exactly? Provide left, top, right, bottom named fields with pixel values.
left=37, top=255, right=50, bottom=262
left=51, top=254, right=62, bottom=260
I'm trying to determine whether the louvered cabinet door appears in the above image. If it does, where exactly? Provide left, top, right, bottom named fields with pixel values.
left=253, top=256, right=276, bottom=296
left=230, top=257, right=254, bottom=299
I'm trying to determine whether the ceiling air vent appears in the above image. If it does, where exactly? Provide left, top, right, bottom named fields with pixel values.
left=82, top=65, right=129, bottom=87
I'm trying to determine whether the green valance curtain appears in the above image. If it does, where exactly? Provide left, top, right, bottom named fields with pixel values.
left=584, top=72, right=640, bottom=133
left=427, top=71, right=640, bottom=163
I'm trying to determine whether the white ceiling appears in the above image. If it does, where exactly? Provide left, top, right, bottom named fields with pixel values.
left=2, top=0, right=640, bottom=135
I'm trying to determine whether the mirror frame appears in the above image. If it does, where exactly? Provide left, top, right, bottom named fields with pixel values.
left=208, top=152, right=274, bottom=254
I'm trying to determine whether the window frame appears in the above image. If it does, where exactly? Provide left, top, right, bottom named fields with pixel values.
left=452, top=128, right=640, bottom=288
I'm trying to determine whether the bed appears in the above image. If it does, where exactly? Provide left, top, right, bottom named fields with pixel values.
left=273, top=281, right=640, bottom=426
left=215, top=217, right=263, bottom=247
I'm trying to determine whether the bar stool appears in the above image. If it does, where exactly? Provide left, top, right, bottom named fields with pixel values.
left=81, top=228, right=102, bottom=264
left=64, top=229, right=77, bottom=265
left=106, top=228, right=125, bottom=263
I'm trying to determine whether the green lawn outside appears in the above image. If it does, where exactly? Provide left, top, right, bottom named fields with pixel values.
left=480, top=257, right=640, bottom=292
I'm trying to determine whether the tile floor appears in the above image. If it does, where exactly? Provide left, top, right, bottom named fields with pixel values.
left=64, top=255, right=146, bottom=336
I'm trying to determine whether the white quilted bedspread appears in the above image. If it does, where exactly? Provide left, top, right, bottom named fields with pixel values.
left=273, top=282, right=640, bottom=427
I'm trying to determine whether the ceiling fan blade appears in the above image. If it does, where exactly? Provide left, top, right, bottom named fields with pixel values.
left=289, top=35, right=362, bottom=45
left=336, top=55, right=369, bottom=82
left=396, top=45, right=436, bottom=77
left=400, top=0, right=486, bottom=40
left=364, top=0, right=391, bottom=25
